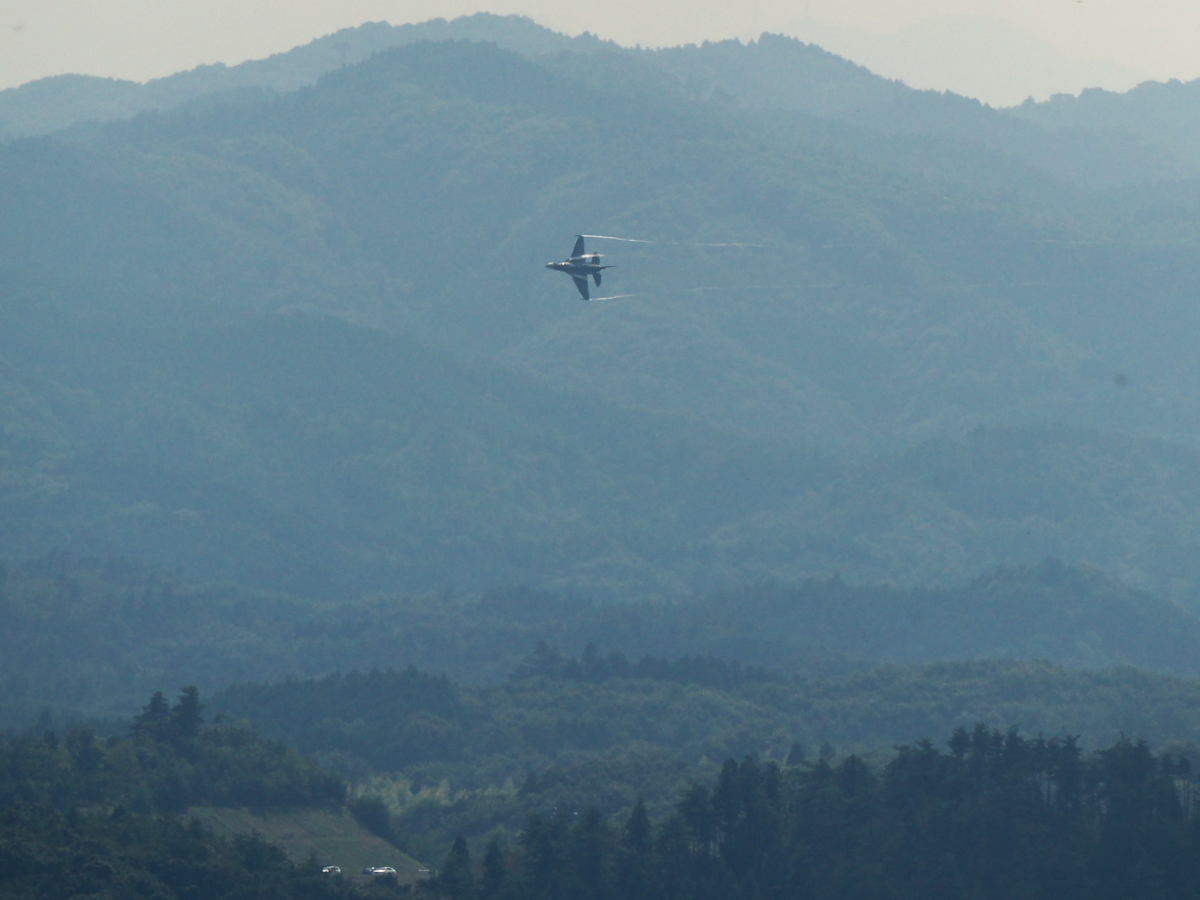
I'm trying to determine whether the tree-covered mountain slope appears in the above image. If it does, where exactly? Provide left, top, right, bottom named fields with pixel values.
left=4, top=554, right=1198, bottom=724
left=0, top=15, right=599, bottom=141
left=216, top=656, right=1200, bottom=771
left=1010, top=78, right=1200, bottom=173
left=211, top=656, right=1200, bottom=857
left=4, top=36, right=1200, bottom=603
left=6, top=14, right=1197, bottom=190
left=644, top=34, right=1200, bottom=187
left=416, top=736, right=1200, bottom=900
left=0, top=688, right=419, bottom=896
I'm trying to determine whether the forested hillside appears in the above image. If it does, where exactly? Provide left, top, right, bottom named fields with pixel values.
left=0, top=808, right=376, bottom=900
left=0, top=15, right=593, bottom=140
left=8, top=19, right=1200, bottom=893
left=212, top=655, right=1200, bottom=858
left=3, top=555, right=1197, bottom=723
left=646, top=34, right=1200, bottom=187
left=423, top=733, right=1200, bottom=900
left=1, top=686, right=344, bottom=813
left=1011, top=77, right=1200, bottom=176
left=0, top=686, right=420, bottom=897
left=6, top=700, right=1197, bottom=899
left=8, top=14, right=1200, bottom=189
left=4, top=28, right=1200, bottom=604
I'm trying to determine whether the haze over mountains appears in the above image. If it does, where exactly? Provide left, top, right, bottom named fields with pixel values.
left=5, top=14, right=1200, bottom=720
left=7, top=14, right=1200, bottom=187
left=12, top=21, right=1200, bottom=895
left=787, top=15, right=1147, bottom=107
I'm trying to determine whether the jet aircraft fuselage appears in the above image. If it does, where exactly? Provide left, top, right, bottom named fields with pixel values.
left=545, top=235, right=613, bottom=300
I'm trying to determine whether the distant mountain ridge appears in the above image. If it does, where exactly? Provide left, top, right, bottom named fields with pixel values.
left=5, top=15, right=1200, bottom=188
left=10, top=23, right=1200, bottom=857
left=1010, top=78, right=1200, bottom=168
left=5, top=36, right=1200, bottom=604
left=3, top=552, right=1198, bottom=726
left=644, top=35, right=1200, bottom=187
left=0, top=15, right=601, bottom=140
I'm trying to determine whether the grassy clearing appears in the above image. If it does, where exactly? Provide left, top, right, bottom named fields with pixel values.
left=186, top=806, right=426, bottom=880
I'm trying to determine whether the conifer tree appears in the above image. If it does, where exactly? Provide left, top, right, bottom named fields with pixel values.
left=481, top=839, right=506, bottom=900
left=133, top=691, right=171, bottom=739
left=439, top=833, right=475, bottom=900
left=172, top=686, right=204, bottom=739
left=624, top=796, right=652, bottom=856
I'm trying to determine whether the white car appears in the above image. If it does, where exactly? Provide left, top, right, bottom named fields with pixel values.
left=321, top=866, right=341, bottom=875
left=371, top=867, right=398, bottom=877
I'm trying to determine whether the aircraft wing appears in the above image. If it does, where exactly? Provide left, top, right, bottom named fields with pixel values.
left=572, top=275, right=590, bottom=300
left=571, top=235, right=585, bottom=259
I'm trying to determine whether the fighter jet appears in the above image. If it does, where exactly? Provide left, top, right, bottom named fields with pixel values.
left=545, top=235, right=613, bottom=300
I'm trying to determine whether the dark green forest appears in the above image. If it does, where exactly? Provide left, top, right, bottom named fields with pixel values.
left=0, top=806, right=378, bottom=900
left=3, top=554, right=1198, bottom=722
left=207, top=651, right=1200, bottom=859
left=1, top=688, right=343, bottom=813
left=7, top=701, right=1197, bottom=898
left=0, top=687, right=414, bottom=898
left=8, top=13, right=1200, bottom=898
left=417, top=730, right=1200, bottom=900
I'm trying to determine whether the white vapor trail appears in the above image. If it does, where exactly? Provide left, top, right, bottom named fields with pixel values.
left=582, top=234, right=763, bottom=248
left=673, top=284, right=837, bottom=293
left=581, top=234, right=656, bottom=244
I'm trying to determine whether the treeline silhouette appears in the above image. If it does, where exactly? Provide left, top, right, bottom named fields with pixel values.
left=213, top=653, right=1200, bottom=860
left=0, top=805, right=396, bottom=900
left=422, top=726, right=1200, bottom=900
left=513, top=642, right=780, bottom=689
left=8, top=553, right=1200, bottom=729
left=0, top=688, right=379, bottom=897
left=0, top=687, right=344, bottom=813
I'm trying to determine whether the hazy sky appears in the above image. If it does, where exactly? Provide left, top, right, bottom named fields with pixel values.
left=2, top=1, right=1199, bottom=104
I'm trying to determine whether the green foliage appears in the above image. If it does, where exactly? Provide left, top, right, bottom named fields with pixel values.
left=211, top=652, right=1200, bottom=856
left=3, top=553, right=1199, bottom=725
left=513, top=641, right=781, bottom=689
left=351, top=793, right=400, bottom=843
left=0, top=803, right=385, bottom=900
left=8, top=22, right=1200, bottom=898
left=417, top=729, right=1200, bottom=900
left=0, top=688, right=345, bottom=813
